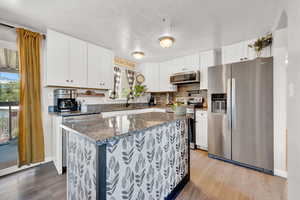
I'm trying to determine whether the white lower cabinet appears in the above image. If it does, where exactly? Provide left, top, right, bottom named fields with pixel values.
left=52, top=115, right=63, bottom=175
left=195, top=110, right=208, bottom=150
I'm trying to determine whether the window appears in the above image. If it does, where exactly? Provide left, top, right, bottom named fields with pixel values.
left=109, top=66, right=136, bottom=100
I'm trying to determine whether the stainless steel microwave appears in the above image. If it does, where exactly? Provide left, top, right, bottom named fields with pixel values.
left=170, top=71, right=200, bottom=84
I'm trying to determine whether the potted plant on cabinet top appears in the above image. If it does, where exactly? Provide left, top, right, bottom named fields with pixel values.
left=248, top=33, right=273, bottom=57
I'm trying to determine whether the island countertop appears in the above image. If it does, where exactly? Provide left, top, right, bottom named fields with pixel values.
left=62, top=112, right=189, bottom=144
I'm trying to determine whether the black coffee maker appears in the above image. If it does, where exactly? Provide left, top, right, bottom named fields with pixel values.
left=148, top=95, right=156, bottom=106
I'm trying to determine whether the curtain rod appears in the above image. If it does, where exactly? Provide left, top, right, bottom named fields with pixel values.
left=0, top=22, right=46, bottom=39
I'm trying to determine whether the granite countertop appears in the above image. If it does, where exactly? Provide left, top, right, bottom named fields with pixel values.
left=49, top=104, right=170, bottom=117
left=61, top=112, right=188, bottom=144
left=48, top=110, right=102, bottom=117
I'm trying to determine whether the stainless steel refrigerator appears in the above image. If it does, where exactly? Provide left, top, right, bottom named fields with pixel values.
left=207, top=57, right=274, bottom=174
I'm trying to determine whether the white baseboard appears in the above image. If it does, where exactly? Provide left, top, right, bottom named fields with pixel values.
left=274, top=169, right=288, bottom=178
left=0, top=156, right=53, bottom=177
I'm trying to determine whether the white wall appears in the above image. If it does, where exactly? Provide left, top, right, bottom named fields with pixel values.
left=288, top=0, right=300, bottom=199
left=273, top=28, right=288, bottom=177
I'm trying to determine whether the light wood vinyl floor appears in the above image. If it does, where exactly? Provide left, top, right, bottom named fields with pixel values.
left=0, top=150, right=287, bottom=200
left=177, top=150, right=287, bottom=200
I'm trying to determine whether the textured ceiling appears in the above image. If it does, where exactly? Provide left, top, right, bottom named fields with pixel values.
left=0, top=0, right=283, bottom=63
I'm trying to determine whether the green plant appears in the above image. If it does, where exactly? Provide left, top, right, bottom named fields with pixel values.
left=171, top=102, right=183, bottom=111
left=133, top=85, right=146, bottom=97
left=248, top=33, right=273, bottom=57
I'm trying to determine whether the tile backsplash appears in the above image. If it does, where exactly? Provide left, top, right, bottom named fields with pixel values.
left=150, top=83, right=207, bottom=105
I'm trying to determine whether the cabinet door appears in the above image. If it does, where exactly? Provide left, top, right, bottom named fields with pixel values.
left=201, top=111, right=208, bottom=150
left=143, top=63, right=160, bottom=92
left=196, top=111, right=208, bottom=150
left=69, top=37, right=88, bottom=87
left=200, top=50, right=216, bottom=90
left=222, top=42, right=246, bottom=64
left=46, top=29, right=69, bottom=86
left=87, top=43, right=114, bottom=89
left=100, top=48, right=114, bottom=89
left=173, top=57, right=185, bottom=73
left=52, top=116, right=63, bottom=175
left=159, top=61, right=177, bottom=92
left=245, top=39, right=256, bottom=60
left=246, top=39, right=272, bottom=60
left=182, top=54, right=199, bottom=71
left=87, top=43, right=102, bottom=88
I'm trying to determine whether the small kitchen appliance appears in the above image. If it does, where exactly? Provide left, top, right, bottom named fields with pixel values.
left=54, top=89, right=78, bottom=112
left=170, top=71, right=200, bottom=84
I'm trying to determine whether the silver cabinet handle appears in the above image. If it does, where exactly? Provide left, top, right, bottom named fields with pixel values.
left=66, top=80, right=69, bottom=82
left=71, top=80, right=74, bottom=83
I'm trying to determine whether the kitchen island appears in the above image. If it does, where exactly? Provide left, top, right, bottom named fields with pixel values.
left=62, top=112, right=190, bottom=200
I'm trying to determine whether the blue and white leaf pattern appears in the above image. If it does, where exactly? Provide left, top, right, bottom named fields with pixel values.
left=106, top=119, right=188, bottom=200
left=135, top=153, right=146, bottom=187
left=146, top=165, right=155, bottom=194
left=67, top=131, right=97, bottom=200
left=155, top=173, right=163, bottom=199
left=122, top=137, right=135, bottom=165
left=135, top=189, right=145, bottom=200
left=155, top=146, right=163, bottom=172
left=107, top=156, right=120, bottom=195
left=121, top=167, right=135, bottom=200
left=146, top=133, right=155, bottom=163
left=135, top=132, right=146, bottom=152
left=107, top=139, right=120, bottom=153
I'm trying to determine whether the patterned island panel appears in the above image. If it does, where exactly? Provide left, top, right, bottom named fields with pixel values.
left=67, top=119, right=189, bottom=200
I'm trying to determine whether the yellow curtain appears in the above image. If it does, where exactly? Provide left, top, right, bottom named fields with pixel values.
left=16, top=28, right=45, bottom=167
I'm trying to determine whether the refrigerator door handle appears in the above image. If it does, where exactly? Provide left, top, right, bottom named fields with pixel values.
left=227, top=79, right=231, bottom=129
left=232, top=78, right=237, bottom=129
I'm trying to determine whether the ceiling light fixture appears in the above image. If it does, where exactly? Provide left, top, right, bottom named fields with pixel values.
left=159, top=36, right=175, bottom=48
left=131, top=51, right=145, bottom=59
left=159, top=18, right=175, bottom=48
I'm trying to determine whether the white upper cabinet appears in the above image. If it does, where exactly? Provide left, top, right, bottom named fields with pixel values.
left=222, top=41, right=247, bottom=64
left=199, top=50, right=218, bottom=90
left=140, top=63, right=160, bottom=92
left=46, top=29, right=70, bottom=86
left=69, top=37, right=87, bottom=87
left=222, top=39, right=272, bottom=65
left=171, top=57, right=184, bottom=73
left=87, top=43, right=113, bottom=89
left=46, top=29, right=113, bottom=89
left=180, top=54, right=199, bottom=72
left=159, top=61, right=177, bottom=92
left=47, top=29, right=88, bottom=87
left=99, top=48, right=114, bottom=89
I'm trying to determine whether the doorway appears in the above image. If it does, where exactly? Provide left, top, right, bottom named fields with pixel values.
left=0, top=46, right=19, bottom=170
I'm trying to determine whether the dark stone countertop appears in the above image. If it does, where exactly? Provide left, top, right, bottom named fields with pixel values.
left=49, top=104, right=170, bottom=117
left=61, top=112, right=189, bottom=144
